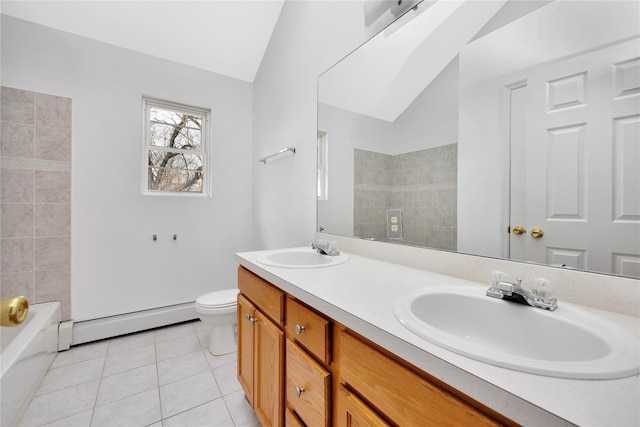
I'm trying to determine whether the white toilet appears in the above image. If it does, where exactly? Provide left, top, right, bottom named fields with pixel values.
left=195, top=289, right=239, bottom=355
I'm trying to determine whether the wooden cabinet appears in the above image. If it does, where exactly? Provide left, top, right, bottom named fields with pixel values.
left=238, top=266, right=514, bottom=427
left=238, top=267, right=285, bottom=427
left=336, top=329, right=512, bottom=427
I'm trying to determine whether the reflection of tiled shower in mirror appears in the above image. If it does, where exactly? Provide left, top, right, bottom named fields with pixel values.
left=353, top=144, right=457, bottom=250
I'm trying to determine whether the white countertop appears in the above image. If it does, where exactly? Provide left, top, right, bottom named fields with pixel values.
left=236, top=248, right=640, bottom=427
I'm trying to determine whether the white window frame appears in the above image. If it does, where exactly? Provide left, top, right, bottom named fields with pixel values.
left=142, top=97, right=211, bottom=196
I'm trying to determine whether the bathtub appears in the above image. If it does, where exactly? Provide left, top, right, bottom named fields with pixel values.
left=1, top=302, right=60, bottom=426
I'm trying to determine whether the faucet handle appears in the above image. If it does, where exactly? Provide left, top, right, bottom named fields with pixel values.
left=531, top=278, right=554, bottom=300
left=488, top=270, right=505, bottom=290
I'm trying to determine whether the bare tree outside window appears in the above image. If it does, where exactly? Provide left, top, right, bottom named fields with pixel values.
left=143, top=98, right=210, bottom=195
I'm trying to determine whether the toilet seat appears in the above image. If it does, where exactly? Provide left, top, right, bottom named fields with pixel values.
left=196, top=289, right=238, bottom=309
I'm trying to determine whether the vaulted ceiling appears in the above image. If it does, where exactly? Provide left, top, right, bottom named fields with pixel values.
left=0, top=0, right=285, bottom=83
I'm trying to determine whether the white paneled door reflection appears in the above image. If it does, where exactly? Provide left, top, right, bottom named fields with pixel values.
left=510, top=38, right=640, bottom=278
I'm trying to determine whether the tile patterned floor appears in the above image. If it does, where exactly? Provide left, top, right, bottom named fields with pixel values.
left=19, top=320, right=260, bottom=427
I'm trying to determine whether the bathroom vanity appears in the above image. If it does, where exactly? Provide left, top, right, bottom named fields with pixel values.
left=236, top=248, right=640, bottom=426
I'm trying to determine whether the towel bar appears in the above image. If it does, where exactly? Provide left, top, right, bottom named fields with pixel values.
left=258, top=147, right=296, bottom=164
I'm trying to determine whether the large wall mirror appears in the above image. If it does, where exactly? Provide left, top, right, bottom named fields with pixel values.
left=317, top=0, right=639, bottom=278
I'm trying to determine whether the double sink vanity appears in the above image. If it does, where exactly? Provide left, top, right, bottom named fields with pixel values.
left=235, top=245, right=640, bottom=426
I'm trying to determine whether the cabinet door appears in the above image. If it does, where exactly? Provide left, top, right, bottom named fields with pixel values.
left=254, top=309, right=285, bottom=427
left=237, top=294, right=255, bottom=405
left=336, top=385, right=390, bottom=427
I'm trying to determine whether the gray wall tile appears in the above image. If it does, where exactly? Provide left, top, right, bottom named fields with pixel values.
left=35, top=237, right=71, bottom=271
left=1, top=238, right=34, bottom=273
left=0, top=271, right=35, bottom=301
left=1, top=121, right=35, bottom=158
left=36, top=125, right=72, bottom=161
left=36, top=203, right=71, bottom=237
left=354, top=144, right=457, bottom=250
left=1, top=87, right=35, bottom=124
left=1, top=87, right=71, bottom=317
left=35, top=170, right=71, bottom=203
left=1, top=168, right=34, bottom=203
left=36, top=93, right=72, bottom=129
left=1, top=203, right=35, bottom=238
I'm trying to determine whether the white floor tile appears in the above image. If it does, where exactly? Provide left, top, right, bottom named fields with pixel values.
left=223, top=390, right=261, bottom=427
left=22, top=322, right=253, bottom=427
left=205, top=350, right=237, bottom=370
left=156, top=334, right=201, bottom=361
left=213, top=361, right=242, bottom=396
left=107, top=330, right=155, bottom=354
left=193, top=320, right=208, bottom=335
left=37, top=358, right=104, bottom=395
left=159, top=371, right=221, bottom=418
left=97, top=364, right=159, bottom=406
left=91, top=388, right=161, bottom=427
left=103, top=343, right=156, bottom=376
left=41, top=409, right=92, bottom=427
left=157, top=350, right=209, bottom=386
left=154, top=321, right=197, bottom=343
left=163, top=398, right=235, bottom=427
left=51, top=341, right=108, bottom=369
left=19, top=380, right=99, bottom=427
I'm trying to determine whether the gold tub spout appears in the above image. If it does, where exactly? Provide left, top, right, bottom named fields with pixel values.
left=1, top=296, right=29, bottom=327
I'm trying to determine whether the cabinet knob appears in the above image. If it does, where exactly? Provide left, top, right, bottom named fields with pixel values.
left=294, top=386, right=305, bottom=398
left=294, top=324, right=305, bottom=335
left=245, top=314, right=256, bottom=324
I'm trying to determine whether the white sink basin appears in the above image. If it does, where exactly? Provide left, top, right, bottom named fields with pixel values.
left=394, top=286, right=640, bottom=379
left=256, top=248, right=349, bottom=268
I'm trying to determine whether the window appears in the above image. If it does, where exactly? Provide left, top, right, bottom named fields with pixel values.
left=143, top=97, right=210, bottom=195
left=317, top=131, right=328, bottom=200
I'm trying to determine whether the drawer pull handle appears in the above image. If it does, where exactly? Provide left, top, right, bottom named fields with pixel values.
left=245, top=314, right=256, bottom=324
left=295, top=324, right=305, bottom=335
left=294, top=386, right=305, bottom=397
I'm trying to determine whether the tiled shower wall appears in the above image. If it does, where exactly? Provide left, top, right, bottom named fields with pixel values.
left=354, top=144, right=457, bottom=251
left=1, top=87, right=72, bottom=320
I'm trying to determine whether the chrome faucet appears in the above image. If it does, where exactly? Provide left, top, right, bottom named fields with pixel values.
left=311, top=241, right=340, bottom=256
left=486, top=276, right=558, bottom=311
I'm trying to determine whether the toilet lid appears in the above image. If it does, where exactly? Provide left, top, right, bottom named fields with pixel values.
left=196, top=289, right=239, bottom=308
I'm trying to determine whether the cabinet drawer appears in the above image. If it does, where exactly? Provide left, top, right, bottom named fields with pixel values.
left=336, top=385, right=390, bottom=427
left=286, top=297, right=331, bottom=364
left=286, top=339, right=330, bottom=427
left=285, top=407, right=305, bottom=427
left=338, top=330, right=504, bottom=427
left=238, top=266, right=284, bottom=326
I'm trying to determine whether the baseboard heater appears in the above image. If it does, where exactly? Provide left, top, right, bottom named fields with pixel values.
left=71, top=302, right=198, bottom=346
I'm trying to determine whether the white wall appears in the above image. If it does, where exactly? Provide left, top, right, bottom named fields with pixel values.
left=393, top=57, right=459, bottom=154
left=251, top=1, right=390, bottom=250
left=1, top=16, right=253, bottom=321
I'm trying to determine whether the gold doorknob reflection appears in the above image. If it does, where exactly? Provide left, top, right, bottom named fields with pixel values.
left=512, top=226, right=526, bottom=235
left=531, top=228, right=544, bottom=238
